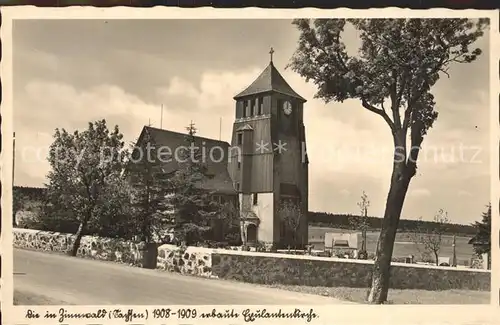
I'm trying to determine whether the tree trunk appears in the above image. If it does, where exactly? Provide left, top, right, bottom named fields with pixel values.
left=367, top=139, right=413, bottom=304
left=70, top=219, right=88, bottom=257
left=434, top=252, right=439, bottom=266
left=361, top=228, right=367, bottom=252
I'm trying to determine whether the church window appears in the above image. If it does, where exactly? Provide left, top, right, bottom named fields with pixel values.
left=235, top=182, right=240, bottom=191
left=237, top=133, right=243, bottom=145
left=237, top=161, right=241, bottom=169
left=253, top=193, right=258, bottom=205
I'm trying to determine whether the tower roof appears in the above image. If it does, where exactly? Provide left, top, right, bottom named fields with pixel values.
left=233, top=62, right=306, bottom=102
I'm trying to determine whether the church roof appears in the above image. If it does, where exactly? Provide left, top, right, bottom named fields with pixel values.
left=233, top=62, right=306, bottom=102
left=133, top=126, right=236, bottom=195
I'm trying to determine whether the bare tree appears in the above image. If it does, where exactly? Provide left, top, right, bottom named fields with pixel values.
left=349, top=191, right=370, bottom=257
left=410, top=209, right=449, bottom=266
left=278, top=200, right=304, bottom=250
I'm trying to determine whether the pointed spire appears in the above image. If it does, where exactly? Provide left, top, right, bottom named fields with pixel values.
left=233, top=51, right=306, bottom=102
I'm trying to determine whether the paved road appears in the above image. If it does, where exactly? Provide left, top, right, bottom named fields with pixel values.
left=14, top=249, right=347, bottom=305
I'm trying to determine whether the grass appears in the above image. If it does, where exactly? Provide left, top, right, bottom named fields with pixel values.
left=265, top=284, right=490, bottom=304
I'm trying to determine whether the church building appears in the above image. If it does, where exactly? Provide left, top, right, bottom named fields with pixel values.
left=135, top=51, right=309, bottom=249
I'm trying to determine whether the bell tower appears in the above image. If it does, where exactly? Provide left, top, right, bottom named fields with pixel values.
left=228, top=48, right=309, bottom=249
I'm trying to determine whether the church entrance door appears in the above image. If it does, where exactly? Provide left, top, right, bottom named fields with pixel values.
left=246, top=224, right=257, bottom=243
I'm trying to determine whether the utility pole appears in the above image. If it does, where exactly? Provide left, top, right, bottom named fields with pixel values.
left=12, top=131, right=17, bottom=227
left=219, top=117, right=222, bottom=141
left=160, top=104, right=164, bottom=129
left=187, top=120, right=196, bottom=136
left=12, top=132, right=16, bottom=185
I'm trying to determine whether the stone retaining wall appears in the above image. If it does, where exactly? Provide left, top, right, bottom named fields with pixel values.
left=210, top=250, right=491, bottom=291
left=157, top=244, right=214, bottom=277
left=13, top=228, right=490, bottom=291
left=13, top=228, right=143, bottom=266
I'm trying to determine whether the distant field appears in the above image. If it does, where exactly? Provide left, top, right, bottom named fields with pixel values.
left=308, top=226, right=475, bottom=265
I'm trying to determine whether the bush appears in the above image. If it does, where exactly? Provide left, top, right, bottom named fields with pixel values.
left=358, top=250, right=368, bottom=260
left=391, top=257, right=409, bottom=263
left=255, top=242, right=266, bottom=252
left=224, top=228, right=242, bottom=246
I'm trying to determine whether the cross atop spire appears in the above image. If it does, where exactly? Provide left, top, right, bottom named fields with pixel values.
left=269, top=47, right=275, bottom=63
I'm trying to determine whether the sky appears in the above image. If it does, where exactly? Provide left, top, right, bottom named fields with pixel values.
left=12, top=19, right=491, bottom=224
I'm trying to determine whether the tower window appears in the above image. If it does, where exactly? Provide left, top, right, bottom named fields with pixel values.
left=246, top=100, right=252, bottom=117
left=258, top=97, right=263, bottom=115
left=235, top=182, right=240, bottom=191
left=242, top=101, right=247, bottom=118
left=237, top=133, right=243, bottom=145
left=253, top=99, right=258, bottom=116
left=253, top=193, right=258, bottom=205
left=237, top=161, right=241, bottom=169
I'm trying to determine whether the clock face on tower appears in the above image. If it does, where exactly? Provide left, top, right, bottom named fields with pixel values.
left=282, top=100, right=292, bottom=116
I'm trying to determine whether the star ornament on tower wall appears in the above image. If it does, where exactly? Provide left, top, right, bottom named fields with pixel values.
left=255, top=140, right=270, bottom=153
left=273, top=140, right=287, bottom=154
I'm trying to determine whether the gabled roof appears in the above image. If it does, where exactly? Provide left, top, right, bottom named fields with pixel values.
left=133, top=126, right=236, bottom=195
left=233, top=62, right=306, bottom=102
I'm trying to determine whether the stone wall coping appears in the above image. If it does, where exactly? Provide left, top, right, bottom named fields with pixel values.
left=158, top=244, right=216, bottom=254
left=210, top=247, right=491, bottom=274
left=14, top=228, right=137, bottom=244
left=14, top=227, right=73, bottom=236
